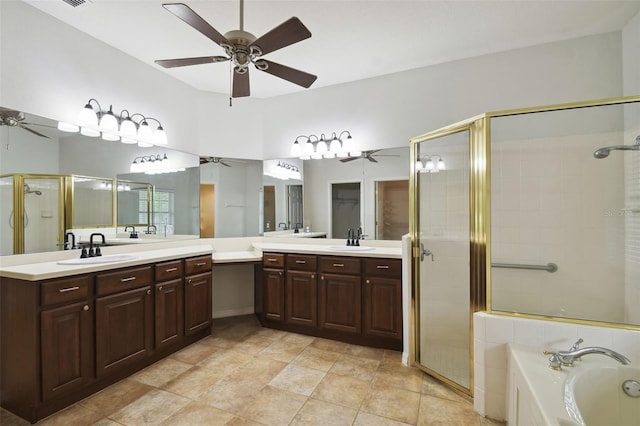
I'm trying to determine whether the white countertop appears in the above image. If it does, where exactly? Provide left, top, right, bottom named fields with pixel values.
left=0, top=245, right=213, bottom=281
left=252, top=242, right=402, bottom=258
left=212, top=250, right=262, bottom=264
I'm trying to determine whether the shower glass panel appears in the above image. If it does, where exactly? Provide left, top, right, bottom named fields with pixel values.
left=23, top=177, right=63, bottom=253
left=414, top=130, right=471, bottom=392
left=0, top=175, right=13, bottom=255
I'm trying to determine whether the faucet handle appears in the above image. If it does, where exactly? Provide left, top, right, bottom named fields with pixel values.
left=543, top=350, right=563, bottom=371
left=569, top=338, right=584, bottom=351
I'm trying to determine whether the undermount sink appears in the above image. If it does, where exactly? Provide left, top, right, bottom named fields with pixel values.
left=327, top=246, right=375, bottom=251
left=57, top=254, right=138, bottom=265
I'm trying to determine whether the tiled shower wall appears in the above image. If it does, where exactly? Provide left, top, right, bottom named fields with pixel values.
left=490, top=131, right=626, bottom=322
left=624, top=123, right=640, bottom=324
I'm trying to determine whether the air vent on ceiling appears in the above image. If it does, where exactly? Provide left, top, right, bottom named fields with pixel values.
left=61, top=0, right=91, bottom=7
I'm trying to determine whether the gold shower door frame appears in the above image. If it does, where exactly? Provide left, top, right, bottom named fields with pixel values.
left=409, top=116, right=488, bottom=397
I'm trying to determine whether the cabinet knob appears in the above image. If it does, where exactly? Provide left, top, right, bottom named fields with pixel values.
left=279, top=272, right=282, bottom=276
left=83, top=305, right=89, bottom=311
left=146, top=289, right=151, bottom=295
left=366, top=279, right=370, bottom=284
left=321, top=276, right=324, bottom=280
left=158, top=286, right=163, bottom=292
left=311, top=274, right=315, bottom=279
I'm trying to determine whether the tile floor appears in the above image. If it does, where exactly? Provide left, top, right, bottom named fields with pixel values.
left=1, top=315, right=505, bottom=425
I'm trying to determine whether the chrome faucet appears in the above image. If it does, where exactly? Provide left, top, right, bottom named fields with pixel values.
left=544, top=340, right=630, bottom=370
left=145, top=224, right=157, bottom=234
left=124, top=225, right=138, bottom=239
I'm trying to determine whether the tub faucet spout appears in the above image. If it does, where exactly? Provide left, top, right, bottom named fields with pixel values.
left=556, top=346, right=631, bottom=366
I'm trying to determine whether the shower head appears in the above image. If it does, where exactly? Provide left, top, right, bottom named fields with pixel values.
left=593, top=135, right=640, bottom=159
left=24, top=183, right=42, bottom=196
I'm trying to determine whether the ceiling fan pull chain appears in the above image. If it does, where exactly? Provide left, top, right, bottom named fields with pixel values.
left=229, top=61, right=233, bottom=107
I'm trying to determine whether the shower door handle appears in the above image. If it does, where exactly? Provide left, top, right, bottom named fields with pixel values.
left=420, top=243, right=434, bottom=262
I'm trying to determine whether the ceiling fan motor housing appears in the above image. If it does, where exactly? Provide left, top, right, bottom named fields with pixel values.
left=223, top=30, right=258, bottom=72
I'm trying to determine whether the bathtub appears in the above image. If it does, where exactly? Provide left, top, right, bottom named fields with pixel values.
left=507, top=344, right=640, bottom=425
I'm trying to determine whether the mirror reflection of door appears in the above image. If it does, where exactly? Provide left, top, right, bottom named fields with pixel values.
left=23, top=177, right=63, bottom=254
left=375, top=179, right=409, bottom=240
left=200, top=184, right=215, bottom=238
left=331, top=182, right=361, bottom=238
left=263, top=185, right=276, bottom=232
left=287, top=184, right=303, bottom=230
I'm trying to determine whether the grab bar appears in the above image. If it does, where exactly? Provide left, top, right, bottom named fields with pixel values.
left=491, top=262, right=558, bottom=273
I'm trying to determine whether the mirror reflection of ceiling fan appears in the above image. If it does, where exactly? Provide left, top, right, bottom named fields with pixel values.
left=155, top=1, right=317, bottom=100
left=200, top=157, right=233, bottom=167
left=0, top=107, right=54, bottom=139
left=340, top=150, right=399, bottom=163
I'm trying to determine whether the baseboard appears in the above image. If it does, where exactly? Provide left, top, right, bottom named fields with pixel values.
left=212, top=306, right=255, bottom=319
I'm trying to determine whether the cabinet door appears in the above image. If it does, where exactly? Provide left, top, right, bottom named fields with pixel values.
left=96, top=286, right=153, bottom=377
left=185, top=272, right=212, bottom=335
left=263, top=269, right=285, bottom=321
left=319, top=273, right=361, bottom=333
left=286, top=270, right=317, bottom=327
left=41, top=301, right=93, bottom=401
left=155, top=279, right=184, bottom=349
left=364, top=277, right=402, bottom=340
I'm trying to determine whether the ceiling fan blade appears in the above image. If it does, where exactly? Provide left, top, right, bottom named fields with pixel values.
left=233, top=70, right=250, bottom=98
left=155, top=56, right=228, bottom=68
left=250, top=17, right=311, bottom=56
left=162, top=3, right=230, bottom=47
left=258, top=60, right=317, bottom=88
left=339, top=157, right=359, bottom=163
left=367, top=157, right=378, bottom=163
left=20, top=125, right=50, bottom=139
left=220, top=161, right=232, bottom=167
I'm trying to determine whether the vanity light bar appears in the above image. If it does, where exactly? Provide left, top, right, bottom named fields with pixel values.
left=58, top=99, right=167, bottom=148
left=292, top=130, right=356, bottom=160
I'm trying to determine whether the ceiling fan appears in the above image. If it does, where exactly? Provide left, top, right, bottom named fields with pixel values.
left=200, top=156, right=232, bottom=167
left=340, top=150, right=400, bottom=163
left=155, top=1, right=317, bottom=99
left=0, top=107, right=52, bottom=139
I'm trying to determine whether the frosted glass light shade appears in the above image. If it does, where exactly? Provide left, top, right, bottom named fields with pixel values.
left=99, top=110, right=118, bottom=133
left=137, top=122, right=153, bottom=142
left=152, top=127, right=167, bottom=146
left=315, top=140, right=328, bottom=154
left=57, top=122, right=79, bottom=132
left=291, top=141, right=302, bottom=157
left=80, top=127, right=100, bottom=137
left=329, top=138, right=341, bottom=153
left=78, top=104, right=98, bottom=127
left=120, top=118, right=137, bottom=138
left=102, top=132, right=120, bottom=141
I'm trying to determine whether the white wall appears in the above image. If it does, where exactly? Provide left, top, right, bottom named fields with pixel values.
left=0, top=0, right=264, bottom=160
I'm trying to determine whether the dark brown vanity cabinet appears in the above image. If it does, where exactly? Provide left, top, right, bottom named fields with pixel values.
left=95, top=266, right=154, bottom=377
left=363, top=258, right=402, bottom=341
left=154, top=260, right=184, bottom=350
left=184, top=255, right=213, bottom=335
left=318, top=257, right=362, bottom=334
left=262, top=253, right=285, bottom=321
left=286, top=254, right=317, bottom=327
left=40, top=276, right=93, bottom=402
left=259, top=252, right=402, bottom=350
left=1, top=254, right=213, bottom=424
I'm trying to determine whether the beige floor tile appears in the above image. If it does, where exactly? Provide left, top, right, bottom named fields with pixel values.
left=328, top=353, right=380, bottom=382
left=418, top=394, right=480, bottom=426
left=421, top=375, right=470, bottom=404
left=290, top=398, right=357, bottom=425
left=197, top=348, right=254, bottom=375
left=225, top=417, right=267, bottom=426
left=232, top=334, right=279, bottom=355
left=259, top=339, right=307, bottom=363
left=353, top=411, right=413, bottom=426
left=162, top=365, right=227, bottom=399
left=292, top=346, right=341, bottom=372
left=309, top=337, right=350, bottom=353
left=361, top=383, right=421, bottom=424
left=311, top=373, right=371, bottom=409
left=236, top=385, right=307, bottom=426
left=91, top=419, right=122, bottom=426
left=282, top=332, right=316, bottom=346
left=249, top=326, right=288, bottom=341
left=38, top=405, right=103, bottom=426
left=0, top=408, right=31, bottom=426
left=170, top=341, right=220, bottom=364
left=159, top=401, right=235, bottom=425
left=198, top=374, right=269, bottom=414
left=130, top=357, right=193, bottom=388
left=268, top=364, right=326, bottom=396
left=343, top=344, right=385, bottom=361
left=227, top=356, right=288, bottom=384
left=78, top=378, right=154, bottom=417
left=373, top=365, right=424, bottom=393
left=109, top=388, right=191, bottom=425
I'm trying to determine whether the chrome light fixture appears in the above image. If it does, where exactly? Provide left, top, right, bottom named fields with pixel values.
left=292, top=131, right=356, bottom=160
left=416, top=155, right=446, bottom=173
left=130, top=154, right=184, bottom=175
left=58, top=98, right=168, bottom=147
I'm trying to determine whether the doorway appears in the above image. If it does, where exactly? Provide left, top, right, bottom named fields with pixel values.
left=199, top=184, right=215, bottom=237
left=287, top=184, right=303, bottom=230
left=375, top=179, right=409, bottom=240
left=263, top=185, right=276, bottom=232
left=331, top=182, right=361, bottom=239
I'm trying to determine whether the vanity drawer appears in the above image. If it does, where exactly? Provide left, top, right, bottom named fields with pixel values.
left=263, top=253, right=285, bottom=269
left=96, top=266, right=152, bottom=296
left=41, top=275, right=91, bottom=306
left=185, top=255, right=212, bottom=275
left=286, top=254, right=317, bottom=271
left=155, top=259, right=184, bottom=282
left=363, top=258, right=401, bottom=278
left=319, top=256, right=361, bottom=275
